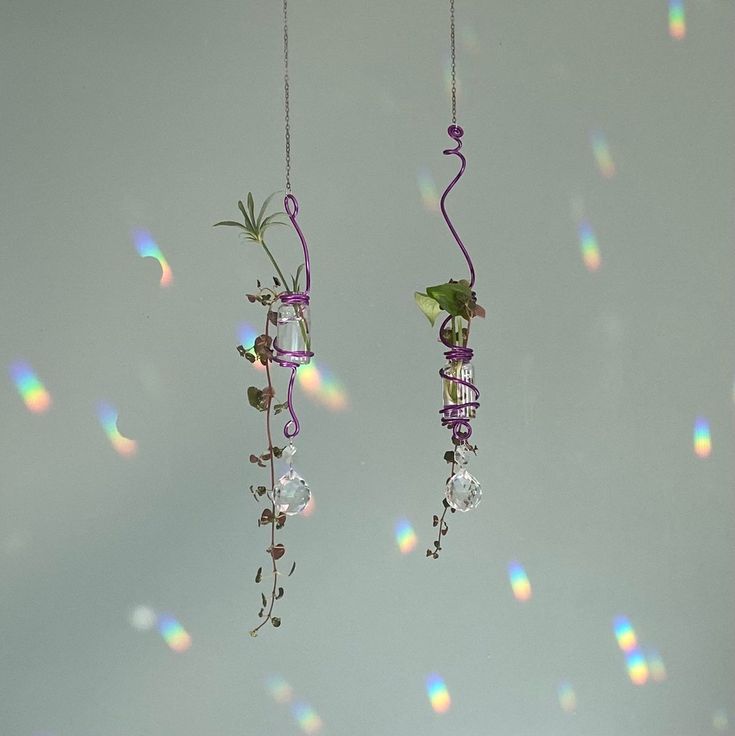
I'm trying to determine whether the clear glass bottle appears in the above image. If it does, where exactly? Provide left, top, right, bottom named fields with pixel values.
left=276, top=302, right=311, bottom=364
left=441, top=361, right=475, bottom=418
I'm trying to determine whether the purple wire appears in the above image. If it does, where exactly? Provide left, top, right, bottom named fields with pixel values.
left=440, top=125, right=475, bottom=288
left=272, top=193, right=313, bottom=439
left=437, top=124, right=480, bottom=443
left=284, top=194, right=311, bottom=292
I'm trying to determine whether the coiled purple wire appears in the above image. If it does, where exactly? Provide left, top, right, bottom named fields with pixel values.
left=438, top=125, right=480, bottom=442
left=272, top=193, right=313, bottom=439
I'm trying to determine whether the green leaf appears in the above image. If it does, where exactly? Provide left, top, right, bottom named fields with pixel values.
left=291, top=263, right=305, bottom=292
left=261, top=213, right=288, bottom=229
left=247, top=387, right=263, bottom=410
left=256, top=191, right=279, bottom=228
left=247, top=192, right=256, bottom=224
left=271, top=617, right=281, bottom=628
left=238, top=200, right=255, bottom=232
left=426, top=280, right=474, bottom=319
left=414, top=292, right=441, bottom=326
left=214, top=220, right=246, bottom=229
left=255, top=567, right=262, bottom=583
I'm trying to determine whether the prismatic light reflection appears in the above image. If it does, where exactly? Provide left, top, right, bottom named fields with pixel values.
left=291, top=701, right=323, bottom=735
left=578, top=220, right=601, bottom=272
left=297, top=361, right=348, bottom=411
left=625, top=649, right=649, bottom=685
left=613, top=615, right=638, bottom=653
left=394, top=518, right=418, bottom=554
left=237, top=322, right=265, bottom=372
left=557, top=681, right=577, bottom=713
left=590, top=130, right=616, bottom=179
left=9, top=361, right=52, bottom=413
left=133, top=228, right=173, bottom=287
left=508, top=561, right=532, bottom=601
left=417, top=166, right=440, bottom=212
left=157, top=614, right=192, bottom=653
left=647, top=648, right=667, bottom=682
left=265, top=674, right=294, bottom=704
left=426, top=674, right=452, bottom=714
left=97, top=401, right=137, bottom=456
left=669, top=0, right=686, bottom=40
left=694, top=416, right=712, bottom=458
left=613, top=616, right=649, bottom=685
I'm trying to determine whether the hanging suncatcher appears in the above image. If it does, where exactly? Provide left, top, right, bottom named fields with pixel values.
left=414, top=0, right=485, bottom=558
left=215, top=0, right=314, bottom=634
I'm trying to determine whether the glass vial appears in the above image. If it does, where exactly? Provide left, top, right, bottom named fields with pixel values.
left=441, top=361, right=475, bottom=418
left=276, top=302, right=311, bottom=364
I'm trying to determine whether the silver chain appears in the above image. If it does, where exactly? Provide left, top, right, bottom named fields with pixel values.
left=283, top=0, right=291, bottom=192
left=450, top=0, right=457, bottom=125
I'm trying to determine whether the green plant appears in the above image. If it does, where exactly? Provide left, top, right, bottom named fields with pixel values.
left=415, top=278, right=485, bottom=558
left=215, top=192, right=304, bottom=634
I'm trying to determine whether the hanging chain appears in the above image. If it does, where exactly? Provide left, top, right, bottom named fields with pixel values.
left=283, top=0, right=291, bottom=192
left=450, top=0, right=457, bottom=125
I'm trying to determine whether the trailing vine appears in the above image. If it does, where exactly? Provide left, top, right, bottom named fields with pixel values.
left=215, top=192, right=306, bottom=635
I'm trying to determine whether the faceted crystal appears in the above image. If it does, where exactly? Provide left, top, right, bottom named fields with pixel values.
left=454, top=443, right=470, bottom=466
left=276, top=303, right=311, bottom=365
left=273, top=468, right=311, bottom=515
left=445, top=468, right=482, bottom=512
left=281, top=442, right=297, bottom=465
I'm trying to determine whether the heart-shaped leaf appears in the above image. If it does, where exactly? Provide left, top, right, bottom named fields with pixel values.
left=414, top=292, right=441, bottom=326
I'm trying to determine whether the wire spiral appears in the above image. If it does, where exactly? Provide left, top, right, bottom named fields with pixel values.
left=438, top=124, right=480, bottom=442
left=272, top=193, right=313, bottom=439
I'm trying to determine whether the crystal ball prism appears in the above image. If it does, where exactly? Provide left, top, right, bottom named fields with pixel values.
left=273, top=468, right=311, bottom=515
left=445, top=468, right=482, bottom=512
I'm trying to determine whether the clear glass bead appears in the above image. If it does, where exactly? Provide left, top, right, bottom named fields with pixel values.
left=445, top=468, right=482, bottom=511
left=276, top=302, right=311, bottom=365
left=273, top=468, right=311, bottom=515
left=442, top=361, right=476, bottom=419
left=454, top=443, right=470, bottom=466
left=281, top=442, right=297, bottom=466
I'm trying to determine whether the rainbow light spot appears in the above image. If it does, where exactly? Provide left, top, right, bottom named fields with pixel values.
left=9, top=361, right=52, bottom=413
left=237, top=322, right=265, bottom=372
left=134, top=229, right=173, bottom=286
left=426, top=674, right=451, bottom=714
left=613, top=616, right=638, bottom=653
left=97, top=401, right=137, bottom=457
left=713, top=708, right=729, bottom=731
left=417, top=166, right=440, bottom=212
left=395, top=518, right=418, bottom=554
left=590, top=130, right=616, bottom=179
left=578, top=220, right=601, bottom=272
left=291, top=701, right=323, bottom=734
left=694, top=417, right=712, bottom=458
left=557, top=681, right=577, bottom=713
left=508, top=561, right=533, bottom=602
left=265, top=674, right=294, bottom=704
left=157, top=614, right=191, bottom=652
left=626, top=649, right=649, bottom=685
left=669, top=0, right=686, bottom=40
left=647, top=649, right=667, bottom=682
left=297, top=361, right=348, bottom=411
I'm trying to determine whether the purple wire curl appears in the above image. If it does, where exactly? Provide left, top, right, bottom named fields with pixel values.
left=438, top=124, right=480, bottom=443
left=440, top=125, right=475, bottom=288
left=272, top=193, right=313, bottom=440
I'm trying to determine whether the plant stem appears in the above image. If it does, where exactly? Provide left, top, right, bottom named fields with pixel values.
left=250, top=309, right=280, bottom=636
left=261, top=240, right=290, bottom=291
